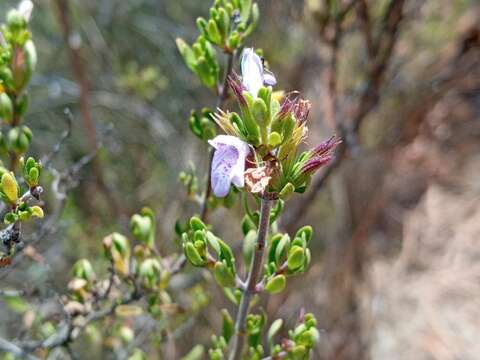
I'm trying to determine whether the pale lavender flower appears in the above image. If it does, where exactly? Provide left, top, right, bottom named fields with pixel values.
left=241, top=48, right=277, bottom=98
left=208, top=135, right=251, bottom=197
left=18, top=0, right=33, bottom=22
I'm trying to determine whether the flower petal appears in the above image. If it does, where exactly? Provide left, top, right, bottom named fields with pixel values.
left=230, top=151, right=247, bottom=188
left=263, top=70, right=277, bottom=86
left=208, top=135, right=250, bottom=155
left=208, top=135, right=250, bottom=197
left=18, top=0, right=33, bottom=22
left=241, top=48, right=264, bottom=98
left=211, top=145, right=239, bottom=198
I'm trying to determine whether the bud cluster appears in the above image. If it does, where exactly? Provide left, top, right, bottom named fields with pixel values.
left=67, top=209, right=170, bottom=317
left=269, top=312, right=320, bottom=359
left=176, top=0, right=259, bottom=90
left=182, top=216, right=237, bottom=288
left=209, top=309, right=320, bottom=359
left=0, top=1, right=37, bottom=157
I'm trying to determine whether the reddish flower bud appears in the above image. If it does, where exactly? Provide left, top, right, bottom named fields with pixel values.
left=227, top=72, right=247, bottom=106
left=311, top=135, right=342, bottom=158
left=301, top=155, right=333, bottom=174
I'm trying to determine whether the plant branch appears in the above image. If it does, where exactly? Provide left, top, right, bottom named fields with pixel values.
left=229, top=198, right=273, bottom=360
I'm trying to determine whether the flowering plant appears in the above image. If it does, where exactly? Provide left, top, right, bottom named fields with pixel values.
left=177, top=1, right=340, bottom=358
left=0, top=1, right=341, bottom=359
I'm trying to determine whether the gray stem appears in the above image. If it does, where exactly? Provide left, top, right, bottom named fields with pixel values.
left=229, top=198, right=272, bottom=360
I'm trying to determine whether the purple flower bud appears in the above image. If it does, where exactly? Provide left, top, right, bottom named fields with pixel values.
left=277, top=94, right=297, bottom=121
left=300, top=135, right=341, bottom=175
left=208, top=135, right=251, bottom=198
left=227, top=73, right=247, bottom=106
left=277, top=94, right=311, bottom=124
left=311, top=135, right=342, bottom=158
left=301, top=155, right=334, bottom=174
left=293, top=99, right=311, bottom=124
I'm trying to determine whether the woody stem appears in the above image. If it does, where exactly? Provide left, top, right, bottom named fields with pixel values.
left=229, top=197, right=272, bottom=360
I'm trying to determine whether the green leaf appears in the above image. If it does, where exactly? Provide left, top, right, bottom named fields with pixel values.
left=213, top=261, right=235, bottom=287
left=176, top=38, right=197, bottom=72
left=287, top=245, right=305, bottom=271
left=190, top=216, right=207, bottom=231
left=265, top=274, right=286, bottom=294
left=221, top=309, right=234, bottom=342
left=267, top=319, right=283, bottom=344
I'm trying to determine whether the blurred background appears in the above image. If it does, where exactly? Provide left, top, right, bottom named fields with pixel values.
left=0, top=0, right=479, bottom=359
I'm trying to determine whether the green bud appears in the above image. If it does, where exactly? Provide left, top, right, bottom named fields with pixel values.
left=28, top=167, right=39, bottom=184
left=295, top=225, right=313, bottom=243
left=4, top=212, right=18, bottom=224
left=18, top=210, right=30, bottom=221
left=274, top=234, right=290, bottom=265
left=242, top=229, right=256, bottom=266
left=287, top=245, right=305, bottom=271
left=252, top=98, right=268, bottom=128
left=279, top=182, right=295, bottom=199
left=241, top=215, right=256, bottom=235
left=207, top=19, right=222, bottom=45
left=15, top=94, right=29, bottom=117
left=205, top=231, right=220, bottom=255
left=304, top=313, right=317, bottom=328
left=221, top=309, right=234, bottom=342
left=292, top=324, right=307, bottom=338
left=290, top=345, right=307, bottom=357
left=130, top=214, right=151, bottom=238
left=193, top=229, right=206, bottom=244
left=196, top=17, right=208, bottom=35
left=213, top=261, right=236, bottom=287
left=267, top=319, right=283, bottom=344
left=227, top=30, right=241, bottom=50
left=265, top=274, right=286, bottom=294
left=257, top=86, right=272, bottom=112
left=240, top=91, right=260, bottom=145
left=184, top=242, right=206, bottom=267
left=1, top=172, right=18, bottom=203
left=139, top=258, right=162, bottom=288
left=6, top=10, right=26, bottom=31
left=296, top=329, right=319, bottom=348
left=20, top=40, right=37, bottom=88
left=217, top=8, right=230, bottom=37
left=8, top=126, right=32, bottom=154
left=195, top=56, right=217, bottom=89
left=267, top=132, right=282, bottom=148
left=107, top=233, right=131, bottom=276
left=0, top=68, right=14, bottom=90
left=188, top=111, right=203, bottom=139
left=208, top=349, right=223, bottom=360
left=190, top=216, right=207, bottom=231
left=30, top=205, right=44, bottom=218
left=282, top=115, right=296, bottom=143
left=0, top=93, right=13, bottom=124
left=72, top=259, right=96, bottom=282
left=176, top=38, right=197, bottom=72
left=130, top=208, right=155, bottom=248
